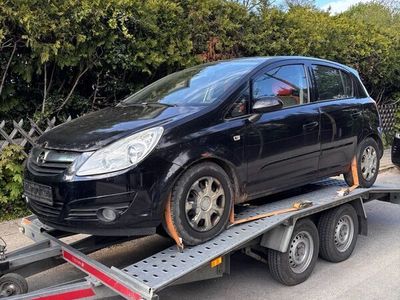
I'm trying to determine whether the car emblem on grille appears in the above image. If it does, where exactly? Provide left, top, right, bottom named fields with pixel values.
left=37, top=150, right=49, bottom=164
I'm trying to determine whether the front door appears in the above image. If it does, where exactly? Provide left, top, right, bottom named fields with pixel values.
left=245, top=63, right=320, bottom=198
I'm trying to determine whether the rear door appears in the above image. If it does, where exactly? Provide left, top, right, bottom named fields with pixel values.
left=245, top=62, right=321, bottom=198
left=310, top=63, right=363, bottom=176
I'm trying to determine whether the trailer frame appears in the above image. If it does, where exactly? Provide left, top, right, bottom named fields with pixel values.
left=0, top=177, right=399, bottom=300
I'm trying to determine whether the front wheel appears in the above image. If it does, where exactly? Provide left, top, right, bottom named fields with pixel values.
left=166, top=162, right=233, bottom=246
left=344, top=137, right=380, bottom=188
left=267, top=218, right=319, bottom=286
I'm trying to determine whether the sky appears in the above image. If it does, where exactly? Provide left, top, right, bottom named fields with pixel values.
left=315, top=0, right=372, bottom=14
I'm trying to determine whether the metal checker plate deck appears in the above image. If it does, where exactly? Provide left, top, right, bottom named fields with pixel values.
left=123, top=178, right=399, bottom=292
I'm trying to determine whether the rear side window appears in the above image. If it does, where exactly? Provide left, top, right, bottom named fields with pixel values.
left=312, top=65, right=353, bottom=101
left=252, top=65, right=309, bottom=107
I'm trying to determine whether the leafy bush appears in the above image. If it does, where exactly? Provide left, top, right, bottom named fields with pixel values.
left=0, top=0, right=399, bottom=121
left=0, top=145, right=28, bottom=220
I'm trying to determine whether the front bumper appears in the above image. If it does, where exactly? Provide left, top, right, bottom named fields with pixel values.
left=24, top=155, right=181, bottom=236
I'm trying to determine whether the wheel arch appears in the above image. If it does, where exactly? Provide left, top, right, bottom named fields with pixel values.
left=155, top=156, right=244, bottom=228
left=176, top=156, right=243, bottom=204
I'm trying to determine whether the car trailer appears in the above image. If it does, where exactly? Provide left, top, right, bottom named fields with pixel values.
left=0, top=177, right=399, bottom=299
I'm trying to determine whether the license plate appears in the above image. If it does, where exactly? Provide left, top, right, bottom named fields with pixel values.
left=23, top=180, right=53, bottom=205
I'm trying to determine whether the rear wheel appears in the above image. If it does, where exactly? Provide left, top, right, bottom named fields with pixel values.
left=267, top=218, right=319, bottom=286
left=166, top=162, right=233, bottom=246
left=318, top=204, right=359, bottom=262
left=344, top=137, right=380, bottom=188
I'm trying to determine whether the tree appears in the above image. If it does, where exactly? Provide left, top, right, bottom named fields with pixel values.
left=0, top=0, right=398, bottom=121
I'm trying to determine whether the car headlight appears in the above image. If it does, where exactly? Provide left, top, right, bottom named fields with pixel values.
left=76, top=127, right=164, bottom=176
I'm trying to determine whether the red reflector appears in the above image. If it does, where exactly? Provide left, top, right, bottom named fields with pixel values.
left=62, top=249, right=142, bottom=300
left=32, top=288, right=95, bottom=300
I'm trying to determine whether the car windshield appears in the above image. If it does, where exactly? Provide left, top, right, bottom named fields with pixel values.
left=121, top=60, right=259, bottom=106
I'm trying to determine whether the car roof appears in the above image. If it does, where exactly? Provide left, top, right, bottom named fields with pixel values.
left=226, top=56, right=360, bottom=77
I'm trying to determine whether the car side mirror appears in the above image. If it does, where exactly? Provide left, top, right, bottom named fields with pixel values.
left=252, top=96, right=283, bottom=113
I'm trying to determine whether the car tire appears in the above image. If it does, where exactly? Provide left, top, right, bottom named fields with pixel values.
left=318, top=204, right=359, bottom=263
left=344, top=137, right=380, bottom=188
left=167, top=162, right=233, bottom=246
left=267, top=218, right=319, bottom=286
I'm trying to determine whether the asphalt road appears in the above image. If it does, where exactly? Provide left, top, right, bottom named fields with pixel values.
left=3, top=168, right=400, bottom=299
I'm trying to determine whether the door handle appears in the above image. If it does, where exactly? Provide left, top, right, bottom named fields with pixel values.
left=351, top=111, right=362, bottom=119
left=303, top=121, right=319, bottom=131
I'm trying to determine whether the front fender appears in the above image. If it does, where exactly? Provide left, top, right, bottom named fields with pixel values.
left=152, top=127, right=247, bottom=221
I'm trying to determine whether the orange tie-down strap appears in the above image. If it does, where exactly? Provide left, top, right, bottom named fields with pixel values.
left=164, top=194, right=184, bottom=251
left=337, top=156, right=360, bottom=197
left=230, top=200, right=313, bottom=226
left=165, top=195, right=313, bottom=250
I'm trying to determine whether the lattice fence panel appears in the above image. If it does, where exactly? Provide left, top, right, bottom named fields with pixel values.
left=0, top=117, right=72, bottom=155
left=378, top=103, right=398, bottom=135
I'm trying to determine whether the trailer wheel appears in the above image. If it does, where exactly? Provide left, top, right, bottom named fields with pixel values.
left=0, top=273, right=28, bottom=297
left=318, top=204, right=359, bottom=263
left=267, top=218, right=319, bottom=286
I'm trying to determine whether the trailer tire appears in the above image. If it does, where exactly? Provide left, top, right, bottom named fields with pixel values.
left=0, top=273, right=28, bottom=296
left=318, top=204, right=358, bottom=263
left=267, top=218, right=319, bottom=286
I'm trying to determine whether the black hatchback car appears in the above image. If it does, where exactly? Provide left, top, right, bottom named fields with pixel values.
left=24, top=56, right=383, bottom=245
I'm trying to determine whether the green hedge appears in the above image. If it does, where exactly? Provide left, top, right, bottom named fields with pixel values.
left=0, top=146, right=28, bottom=221
left=0, top=0, right=399, bottom=121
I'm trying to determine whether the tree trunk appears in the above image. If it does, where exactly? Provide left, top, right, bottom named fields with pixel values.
left=42, top=63, right=47, bottom=113
left=46, top=63, right=56, bottom=95
left=0, top=41, right=17, bottom=97
left=57, top=66, right=89, bottom=112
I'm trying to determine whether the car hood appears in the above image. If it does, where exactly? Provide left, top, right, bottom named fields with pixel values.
left=38, top=105, right=203, bottom=151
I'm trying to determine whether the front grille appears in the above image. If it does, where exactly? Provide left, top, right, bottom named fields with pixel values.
left=28, top=147, right=80, bottom=176
left=29, top=199, right=64, bottom=219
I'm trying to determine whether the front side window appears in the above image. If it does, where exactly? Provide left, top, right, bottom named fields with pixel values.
left=226, top=87, right=250, bottom=118
left=252, top=65, right=309, bottom=107
left=312, top=65, right=353, bottom=101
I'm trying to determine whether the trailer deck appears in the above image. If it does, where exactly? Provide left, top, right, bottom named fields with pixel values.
left=1, top=176, right=399, bottom=299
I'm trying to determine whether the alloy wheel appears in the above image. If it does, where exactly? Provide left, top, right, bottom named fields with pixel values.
left=360, top=145, right=377, bottom=181
left=185, top=176, right=226, bottom=232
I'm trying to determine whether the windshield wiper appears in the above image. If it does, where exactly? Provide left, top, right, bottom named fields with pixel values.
left=119, top=102, right=177, bottom=108
left=141, top=102, right=177, bottom=107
